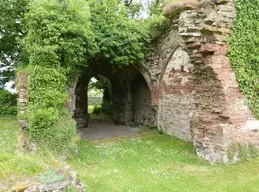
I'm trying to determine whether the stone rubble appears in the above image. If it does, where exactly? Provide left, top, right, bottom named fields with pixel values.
left=22, top=165, right=87, bottom=192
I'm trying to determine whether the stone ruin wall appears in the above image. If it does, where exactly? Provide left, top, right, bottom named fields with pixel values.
left=17, top=0, right=259, bottom=163
left=141, top=0, right=258, bottom=163
left=58, top=0, right=259, bottom=163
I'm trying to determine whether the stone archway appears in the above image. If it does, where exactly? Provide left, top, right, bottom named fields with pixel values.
left=18, top=0, right=259, bottom=163
left=67, top=60, right=157, bottom=129
left=131, top=72, right=156, bottom=127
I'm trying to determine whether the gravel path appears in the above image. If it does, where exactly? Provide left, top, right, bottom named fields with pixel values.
left=79, top=122, right=140, bottom=140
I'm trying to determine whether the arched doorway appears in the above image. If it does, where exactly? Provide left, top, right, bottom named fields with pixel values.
left=131, top=73, right=156, bottom=127
left=70, top=63, right=156, bottom=139
left=88, top=75, right=113, bottom=123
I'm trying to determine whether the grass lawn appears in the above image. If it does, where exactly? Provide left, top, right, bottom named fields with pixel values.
left=88, top=105, right=95, bottom=114
left=1, top=116, right=259, bottom=191
left=88, top=105, right=112, bottom=123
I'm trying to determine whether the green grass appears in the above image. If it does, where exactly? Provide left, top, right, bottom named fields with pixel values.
left=1, top=116, right=259, bottom=191
left=88, top=105, right=112, bottom=123
left=88, top=105, right=94, bottom=114
left=0, top=117, right=65, bottom=190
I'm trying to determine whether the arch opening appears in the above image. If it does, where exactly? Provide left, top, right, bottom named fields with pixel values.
left=131, top=72, right=156, bottom=127
left=71, top=63, right=156, bottom=138
left=88, top=75, right=113, bottom=123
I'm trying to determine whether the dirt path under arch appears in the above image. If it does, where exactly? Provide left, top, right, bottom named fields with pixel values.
left=79, top=122, right=140, bottom=140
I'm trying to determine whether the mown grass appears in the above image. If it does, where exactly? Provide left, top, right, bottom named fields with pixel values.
left=1, top=116, right=259, bottom=192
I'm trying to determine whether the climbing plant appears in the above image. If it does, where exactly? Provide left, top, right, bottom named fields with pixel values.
left=20, top=0, right=153, bottom=151
left=228, top=0, right=259, bottom=118
left=89, top=0, right=149, bottom=66
left=23, top=0, right=93, bottom=151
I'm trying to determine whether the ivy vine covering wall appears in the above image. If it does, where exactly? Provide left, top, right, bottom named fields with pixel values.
left=21, top=0, right=150, bottom=151
left=23, top=0, right=93, bottom=151
left=228, top=0, right=259, bottom=118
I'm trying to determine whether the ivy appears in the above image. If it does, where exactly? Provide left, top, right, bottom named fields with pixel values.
left=21, top=0, right=152, bottom=151
left=23, top=0, right=93, bottom=151
left=89, top=0, right=149, bottom=66
left=228, top=0, right=259, bottom=118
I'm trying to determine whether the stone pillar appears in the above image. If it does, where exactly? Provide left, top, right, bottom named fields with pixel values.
left=74, top=77, right=89, bottom=128
left=175, top=0, right=254, bottom=162
left=16, top=71, right=29, bottom=150
left=66, top=82, right=77, bottom=117
left=112, top=84, right=132, bottom=125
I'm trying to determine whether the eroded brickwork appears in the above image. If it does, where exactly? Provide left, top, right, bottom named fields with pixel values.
left=16, top=71, right=29, bottom=149
left=19, top=0, right=258, bottom=163
left=131, top=74, right=156, bottom=127
left=158, top=47, right=195, bottom=141
left=140, top=0, right=256, bottom=163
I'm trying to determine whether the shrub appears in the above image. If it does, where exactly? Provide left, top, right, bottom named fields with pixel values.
left=0, top=89, right=17, bottom=116
left=92, top=101, right=113, bottom=116
left=29, top=110, right=78, bottom=153
left=92, top=105, right=103, bottom=116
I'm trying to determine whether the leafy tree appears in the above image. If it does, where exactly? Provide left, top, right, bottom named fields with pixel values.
left=148, top=0, right=164, bottom=17
left=88, top=75, right=112, bottom=101
left=0, top=0, right=28, bottom=88
left=88, top=0, right=150, bottom=66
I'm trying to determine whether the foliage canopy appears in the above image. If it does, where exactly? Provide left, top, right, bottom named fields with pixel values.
left=0, top=0, right=28, bottom=88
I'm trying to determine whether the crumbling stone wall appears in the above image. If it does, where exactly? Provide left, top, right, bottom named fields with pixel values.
left=131, top=73, right=156, bottom=126
left=14, top=0, right=255, bottom=163
left=138, top=0, right=256, bottom=163
left=16, top=71, right=29, bottom=149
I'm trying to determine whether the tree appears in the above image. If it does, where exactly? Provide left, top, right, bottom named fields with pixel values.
left=88, top=0, right=149, bottom=66
left=0, top=0, right=28, bottom=88
left=124, top=0, right=134, bottom=6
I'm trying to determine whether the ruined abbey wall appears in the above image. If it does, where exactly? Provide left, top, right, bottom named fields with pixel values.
left=138, top=0, right=257, bottom=162
left=18, top=0, right=259, bottom=163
